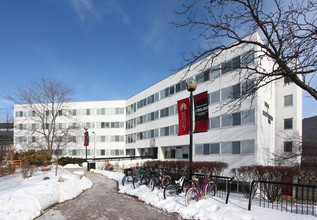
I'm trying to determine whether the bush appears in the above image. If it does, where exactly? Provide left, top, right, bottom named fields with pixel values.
left=231, top=165, right=300, bottom=201
left=57, top=157, right=85, bottom=166
left=21, top=161, right=37, bottom=179
left=144, top=161, right=228, bottom=179
left=14, top=150, right=52, bottom=167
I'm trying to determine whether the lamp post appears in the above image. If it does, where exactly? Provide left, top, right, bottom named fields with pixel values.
left=186, top=79, right=197, bottom=164
left=92, top=131, right=96, bottom=160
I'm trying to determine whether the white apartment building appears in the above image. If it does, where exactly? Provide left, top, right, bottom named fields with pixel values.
left=14, top=32, right=302, bottom=170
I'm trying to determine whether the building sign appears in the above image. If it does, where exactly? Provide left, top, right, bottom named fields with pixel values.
left=177, top=98, right=190, bottom=136
left=194, top=91, right=209, bottom=133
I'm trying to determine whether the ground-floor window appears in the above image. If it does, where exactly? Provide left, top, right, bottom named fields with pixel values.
left=126, top=149, right=135, bottom=156
left=163, top=146, right=188, bottom=159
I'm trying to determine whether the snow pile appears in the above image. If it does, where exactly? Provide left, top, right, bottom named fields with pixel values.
left=0, top=166, right=92, bottom=220
left=92, top=169, right=316, bottom=220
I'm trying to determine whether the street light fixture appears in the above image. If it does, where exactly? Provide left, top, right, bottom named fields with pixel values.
left=186, top=79, right=197, bottom=164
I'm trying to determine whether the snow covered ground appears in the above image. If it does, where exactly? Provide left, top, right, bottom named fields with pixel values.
left=92, top=169, right=317, bottom=220
left=0, top=165, right=92, bottom=220
left=0, top=163, right=316, bottom=220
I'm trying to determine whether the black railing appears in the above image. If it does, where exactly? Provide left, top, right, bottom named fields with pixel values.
left=210, top=175, right=235, bottom=204
left=248, top=180, right=317, bottom=216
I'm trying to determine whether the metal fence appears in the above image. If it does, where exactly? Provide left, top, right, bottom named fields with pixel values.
left=210, top=175, right=234, bottom=204
left=0, top=160, right=21, bottom=177
left=248, top=180, right=317, bottom=216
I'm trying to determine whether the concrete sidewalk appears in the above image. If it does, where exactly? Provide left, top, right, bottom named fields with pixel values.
left=36, top=169, right=183, bottom=220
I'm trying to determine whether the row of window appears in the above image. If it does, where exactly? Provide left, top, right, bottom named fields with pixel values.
left=59, top=148, right=127, bottom=157
left=126, top=124, right=179, bottom=143
left=163, top=146, right=189, bottom=159
left=126, top=50, right=255, bottom=115
left=16, top=121, right=125, bottom=130
left=195, top=139, right=255, bottom=155
left=210, top=109, right=255, bottom=129
left=126, top=80, right=255, bottom=131
left=126, top=104, right=178, bottom=129
left=15, top=107, right=125, bottom=118
left=126, top=109, right=255, bottom=144
left=0, top=123, right=14, bottom=129
left=15, top=135, right=125, bottom=143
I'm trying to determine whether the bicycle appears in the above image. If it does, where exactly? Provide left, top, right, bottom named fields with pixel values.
left=121, top=167, right=137, bottom=186
left=163, top=171, right=191, bottom=199
left=148, top=168, right=172, bottom=191
left=185, top=173, right=217, bottom=206
left=132, top=166, right=151, bottom=188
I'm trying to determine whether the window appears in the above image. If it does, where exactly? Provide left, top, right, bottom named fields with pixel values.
left=197, top=69, right=210, bottom=84
left=86, top=109, right=90, bottom=115
left=284, top=142, right=293, bottom=152
left=232, top=112, right=241, bottom=126
left=284, top=118, right=293, bottom=129
left=232, top=83, right=240, bottom=98
left=222, top=87, right=233, bottom=101
left=195, top=144, right=203, bottom=154
left=284, top=95, right=293, bottom=106
left=232, top=142, right=241, bottom=154
left=126, top=149, right=135, bottom=156
left=101, top=149, right=105, bottom=156
left=181, top=80, right=187, bottom=91
left=242, top=79, right=255, bottom=95
left=176, top=83, right=181, bottom=93
left=210, top=143, right=220, bottom=154
left=232, top=56, right=240, bottom=70
left=101, top=122, right=106, bottom=128
left=222, top=115, right=232, bottom=127
left=242, top=109, right=255, bottom=124
left=222, top=60, right=232, bottom=74
left=241, top=140, right=255, bottom=154
left=210, top=117, right=220, bottom=129
left=221, top=142, right=232, bottom=154
left=101, top=136, right=105, bottom=142
left=203, top=144, right=210, bottom=155
left=169, top=86, right=175, bottom=95
left=210, top=91, right=220, bottom=104
left=241, top=50, right=255, bottom=66
left=210, top=65, right=220, bottom=79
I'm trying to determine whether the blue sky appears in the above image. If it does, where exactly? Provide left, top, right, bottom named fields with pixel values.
left=0, top=0, right=316, bottom=119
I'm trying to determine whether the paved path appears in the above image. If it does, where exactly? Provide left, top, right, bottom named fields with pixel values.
left=36, top=169, right=183, bottom=220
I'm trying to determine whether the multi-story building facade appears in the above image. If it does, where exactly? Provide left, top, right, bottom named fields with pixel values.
left=0, top=120, right=14, bottom=152
left=14, top=32, right=302, bottom=170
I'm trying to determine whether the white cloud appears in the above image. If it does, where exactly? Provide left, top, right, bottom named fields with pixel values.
left=68, top=0, right=130, bottom=25
left=140, top=19, right=166, bottom=51
left=69, top=0, right=100, bottom=22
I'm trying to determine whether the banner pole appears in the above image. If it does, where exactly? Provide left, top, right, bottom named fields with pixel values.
left=189, top=91, right=193, bottom=164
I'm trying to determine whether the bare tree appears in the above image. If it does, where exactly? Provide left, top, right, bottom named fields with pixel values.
left=6, top=77, right=79, bottom=174
left=172, top=0, right=317, bottom=101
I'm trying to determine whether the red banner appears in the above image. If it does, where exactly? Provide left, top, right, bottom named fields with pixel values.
left=84, top=131, right=89, bottom=146
left=194, top=91, right=209, bottom=133
left=177, top=98, right=190, bottom=136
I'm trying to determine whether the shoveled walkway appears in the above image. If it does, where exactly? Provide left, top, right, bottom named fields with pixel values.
left=36, top=169, right=183, bottom=220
